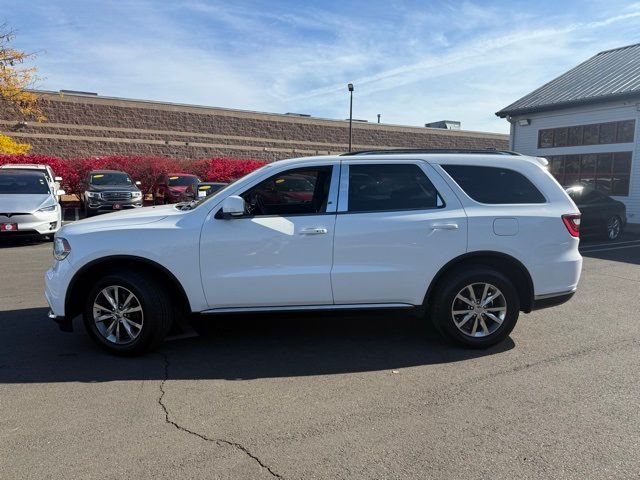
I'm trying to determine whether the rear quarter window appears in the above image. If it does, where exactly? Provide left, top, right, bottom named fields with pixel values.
left=442, top=165, right=545, bottom=204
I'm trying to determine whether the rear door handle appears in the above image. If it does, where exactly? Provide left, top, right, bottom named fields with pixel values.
left=300, top=227, right=328, bottom=235
left=430, top=223, right=459, bottom=230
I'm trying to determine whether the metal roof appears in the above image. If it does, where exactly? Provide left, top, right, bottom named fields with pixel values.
left=496, top=43, right=640, bottom=118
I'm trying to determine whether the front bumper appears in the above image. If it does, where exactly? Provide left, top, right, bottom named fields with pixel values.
left=87, top=199, right=143, bottom=212
left=48, top=310, right=72, bottom=332
left=45, top=257, right=74, bottom=331
left=0, top=210, right=60, bottom=235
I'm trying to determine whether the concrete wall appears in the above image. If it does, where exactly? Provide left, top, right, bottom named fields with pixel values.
left=508, top=98, right=640, bottom=225
left=0, top=91, right=508, bottom=162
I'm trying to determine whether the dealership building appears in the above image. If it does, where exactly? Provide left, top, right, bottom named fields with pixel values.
left=497, top=43, right=640, bottom=230
left=0, top=91, right=507, bottom=161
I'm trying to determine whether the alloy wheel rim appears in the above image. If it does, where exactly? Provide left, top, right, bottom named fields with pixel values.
left=607, top=217, right=620, bottom=240
left=93, top=285, right=144, bottom=345
left=451, top=282, right=507, bottom=338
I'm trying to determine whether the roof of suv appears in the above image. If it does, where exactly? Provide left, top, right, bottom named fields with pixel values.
left=273, top=150, right=548, bottom=168
left=0, top=169, right=48, bottom=177
left=0, top=163, right=50, bottom=169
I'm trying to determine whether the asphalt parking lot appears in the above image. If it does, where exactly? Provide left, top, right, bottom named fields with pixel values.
left=1, top=233, right=639, bottom=479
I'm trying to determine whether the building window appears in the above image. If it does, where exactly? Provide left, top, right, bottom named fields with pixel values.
left=546, top=151, right=632, bottom=196
left=538, top=120, right=635, bottom=148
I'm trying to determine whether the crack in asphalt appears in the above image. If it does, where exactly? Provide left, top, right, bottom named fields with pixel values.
left=157, top=352, right=285, bottom=480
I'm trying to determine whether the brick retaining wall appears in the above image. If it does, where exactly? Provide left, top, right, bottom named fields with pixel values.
left=0, top=91, right=508, bottom=160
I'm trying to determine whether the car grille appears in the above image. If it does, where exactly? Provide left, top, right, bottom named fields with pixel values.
left=0, top=213, right=30, bottom=218
left=101, top=191, right=133, bottom=201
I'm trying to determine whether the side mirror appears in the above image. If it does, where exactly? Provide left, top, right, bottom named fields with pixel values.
left=221, top=195, right=245, bottom=217
left=54, top=176, right=63, bottom=182
left=135, top=181, right=142, bottom=186
left=56, top=189, right=66, bottom=196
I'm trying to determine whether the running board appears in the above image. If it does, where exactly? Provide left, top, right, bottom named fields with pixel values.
left=200, top=303, right=415, bottom=315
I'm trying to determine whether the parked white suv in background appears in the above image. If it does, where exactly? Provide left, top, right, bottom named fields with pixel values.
left=45, top=150, right=582, bottom=355
left=0, top=163, right=63, bottom=197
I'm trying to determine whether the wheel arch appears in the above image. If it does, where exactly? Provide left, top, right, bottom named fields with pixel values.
left=424, top=251, right=535, bottom=313
left=65, top=255, right=192, bottom=320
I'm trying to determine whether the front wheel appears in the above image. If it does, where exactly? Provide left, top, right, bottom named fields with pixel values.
left=82, top=270, right=173, bottom=355
left=429, top=266, right=520, bottom=348
left=606, top=215, right=623, bottom=241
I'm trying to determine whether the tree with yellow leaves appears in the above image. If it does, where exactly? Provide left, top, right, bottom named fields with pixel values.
left=0, top=133, right=30, bottom=154
left=0, top=25, right=43, bottom=154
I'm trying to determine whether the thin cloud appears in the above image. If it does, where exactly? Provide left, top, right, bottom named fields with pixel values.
left=6, top=0, right=640, bottom=133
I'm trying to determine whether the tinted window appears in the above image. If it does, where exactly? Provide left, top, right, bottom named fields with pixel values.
left=442, top=165, right=545, bottom=204
left=168, top=175, right=199, bottom=186
left=567, top=187, right=606, bottom=205
left=538, top=120, right=635, bottom=148
left=90, top=172, right=133, bottom=186
left=348, top=164, right=441, bottom=212
left=241, top=166, right=332, bottom=216
left=0, top=173, right=50, bottom=194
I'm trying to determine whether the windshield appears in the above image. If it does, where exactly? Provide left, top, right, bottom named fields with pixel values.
left=2, top=167, right=51, bottom=182
left=0, top=173, right=51, bottom=194
left=168, top=175, right=199, bottom=186
left=90, top=172, right=133, bottom=186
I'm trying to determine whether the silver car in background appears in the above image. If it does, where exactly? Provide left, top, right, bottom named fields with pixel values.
left=0, top=170, right=65, bottom=239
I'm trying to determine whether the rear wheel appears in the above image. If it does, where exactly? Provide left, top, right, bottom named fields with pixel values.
left=429, top=266, right=520, bottom=348
left=606, top=215, right=623, bottom=241
left=82, top=270, right=173, bottom=355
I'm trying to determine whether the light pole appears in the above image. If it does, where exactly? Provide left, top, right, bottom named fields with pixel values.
left=348, top=83, right=354, bottom=152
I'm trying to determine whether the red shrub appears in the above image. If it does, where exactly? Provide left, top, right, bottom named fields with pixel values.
left=0, top=154, right=266, bottom=199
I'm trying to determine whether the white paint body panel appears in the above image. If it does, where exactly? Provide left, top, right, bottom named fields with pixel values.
left=200, top=213, right=336, bottom=307
left=331, top=161, right=467, bottom=305
left=45, top=153, right=582, bottom=318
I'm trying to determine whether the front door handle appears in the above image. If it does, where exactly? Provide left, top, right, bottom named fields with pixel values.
left=430, top=223, right=459, bottom=230
left=300, top=227, right=328, bottom=235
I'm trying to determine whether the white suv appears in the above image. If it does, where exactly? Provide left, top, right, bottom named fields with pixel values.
left=45, top=150, right=582, bottom=355
left=0, top=163, right=62, bottom=195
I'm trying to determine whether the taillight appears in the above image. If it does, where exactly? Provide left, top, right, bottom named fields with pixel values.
left=562, top=214, right=581, bottom=237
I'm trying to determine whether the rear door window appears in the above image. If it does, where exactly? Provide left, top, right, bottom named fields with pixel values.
left=442, top=165, right=545, bottom=204
left=347, top=163, right=442, bottom=212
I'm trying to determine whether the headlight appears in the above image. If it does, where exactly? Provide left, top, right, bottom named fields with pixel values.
left=87, top=192, right=101, bottom=198
left=53, top=237, right=71, bottom=261
left=132, top=191, right=142, bottom=198
left=37, top=204, right=57, bottom=213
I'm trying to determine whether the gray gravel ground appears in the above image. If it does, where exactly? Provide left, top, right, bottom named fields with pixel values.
left=1, top=234, right=639, bottom=479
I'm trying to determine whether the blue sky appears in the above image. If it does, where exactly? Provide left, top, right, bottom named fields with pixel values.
left=4, top=0, right=640, bottom=133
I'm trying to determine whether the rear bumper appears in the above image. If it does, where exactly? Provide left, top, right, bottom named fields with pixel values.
left=531, top=290, right=576, bottom=311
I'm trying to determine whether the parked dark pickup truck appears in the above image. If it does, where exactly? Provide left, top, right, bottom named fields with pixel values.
left=81, top=170, right=143, bottom=217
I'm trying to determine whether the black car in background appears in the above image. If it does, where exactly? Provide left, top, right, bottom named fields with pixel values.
left=566, top=185, right=626, bottom=241
left=82, top=170, right=143, bottom=217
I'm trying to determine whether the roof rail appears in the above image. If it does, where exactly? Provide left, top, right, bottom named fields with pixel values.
left=340, top=148, right=522, bottom=156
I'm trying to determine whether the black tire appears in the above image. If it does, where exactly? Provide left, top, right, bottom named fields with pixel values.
left=605, top=215, right=623, bottom=241
left=82, top=270, right=173, bottom=356
left=85, top=207, right=96, bottom=217
left=429, top=266, right=520, bottom=348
